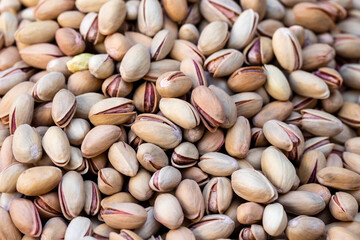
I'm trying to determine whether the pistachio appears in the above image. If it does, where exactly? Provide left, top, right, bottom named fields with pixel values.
left=98, top=0, right=126, bottom=35
left=102, top=74, right=133, bottom=98
left=41, top=217, right=67, bottom=240
left=149, top=166, right=182, bottom=192
left=98, top=167, right=124, bottom=195
left=128, top=168, right=154, bottom=201
left=166, top=227, right=196, bottom=240
left=237, top=202, right=264, bottom=225
left=180, top=57, right=207, bottom=88
left=15, top=20, right=59, bottom=45
left=0, top=163, right=28, bottom=193
left=34, top=0, right=75, bottom=20
left=170, top=40, right=205, bottom=64
left=34, top=192, right=62, bottom=219
left=9, top=94, right=34, bottom=134
left=0, top=207, right=22, bottom=240
left=317, top=167, right=360, bottom=190
left=252, top=101, right=294, bottom=127
left=19, top=43, right=63, bottom=69
left=154, top=193, right=184, bottom=230
left=198, top=21, right=229, bottom=56
left=9, top=199, right=42, bottom=237
left=16, top=166, right=62, bottom=196
left=231, top=168, right=278, bottom=203
left=108, top=141, right=139, bottom=177
left=228, top=66, right=267, bottom=92
left=263, top=64, right=292, bottom=101
left=338, top=101, right=360, bottom=128
left=12, top=124, right=42, bottom=164
left=286, top=215, right=325, bottom=240
left=51, top=89, right=77, bottom=128
left=244, top=37, right=274, bottom=65
left=329, top=192, right=358, bottom=221
left=64, top=216, right=93, bottom=240
left=151, top=30, right=176, bottom=61
left=120, top=44, right=151, bottom=82
left=298, top=150, right=327, bottom=184
left=156, top=71, right=193, bottom=98
left=58, top=171, right=85, bottom=220
left=228, top=9, right=259, bottom=50
left=131, top=114, right=182, bottom=149
left=81, top=125, right=121, bottom=158
left=137, top=143, right=169, bottom=172
left=31, top=72, right=65, bottom=102
left=88, top=97, right=135, bottom=126
left=203, top=177, right=232, bottom=214
left=231, top=92, right=263, bottom=118
left=277, top=191, right=326, bottom=215
left=262, top=203, right=287, bottom=237
left=66, top=53, right=93, bottom=73
left=189, top=214, right=235, bottom=240
left=79, top=12, right=104, bottom=45
left=137, top=0, right=163, bottom=36
left=200, top=0, right=241, bottom=26
left=199, top=152, right=239, bottom=176
left=175, top=179, right=204, bottom=222
left=225, top=116, right=251, bottom=158
left=204, top=49, right=244, bottom=78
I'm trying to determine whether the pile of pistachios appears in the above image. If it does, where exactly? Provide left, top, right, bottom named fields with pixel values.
left=1, top=0, right=360, bottom=239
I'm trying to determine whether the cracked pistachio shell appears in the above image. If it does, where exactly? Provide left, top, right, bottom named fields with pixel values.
left=13, top=124, right=42, bottom=164
left=98, top=0, right=126, bottom=35
left=329, top=192, right=358, bottom=221
left=209, top=85, right=237, bottom=129
left=51, top=89, right=77, bottom=128
left=171, top=142, right=199, bottom=168
left=31, top=72, right=65, bottom=102
left=243, top=37, right=274, bottom=65
left=0, top=163, right=28, bottom=193
left=261, top=146, right=297, bottom=193
left=199, top=152, right=239, bottom=177
left=0, top=81, right=34, bottom=125
left=204, top=49, right=244, bottom=78
left=102, top=74, right=133, bottom=98
left=81, top=125, right=121, bottom=158
left=286, top=215, right=325, bottom=240
left=19, top=43, right=63, bottom=69
left=200, top=0, right=241, bottom=26
left=88, top=97, right=135, bottom=126
left=180, top=57, right=207, bottom=88
left=98, top=167, right=124, bottom=195
left=16, top=166, right=62, bottom=196
left=231, top=92, right=263, bottom=118
left=59, top=171, right=85, bottom=220
left=9, top=94, right=34, bottom=135
left=128, top=168, right=154, bottom=201
left=228, top=66, right=267, bottom=92
left=137, top=143, right=169, bottom=172
left=277, top=191, right=326, bottom=215
left=79, top=13, right=104, bottom=44
left=149, top=166, right=182, bottom=192
left=338, top=101, right=360, bottom=128
left=137, top=0, right=163, bottom=36
left=272, top=28, right=302, bottom=72
left=64, top=147, right=88, bottom=174
left=203, top=177, right=232, bottom=214
left=198, top=21, right=230, bottom=56
left=64, top=216, right=92, bottom=240
left=263, top=120, right=301, bottom=152
left=300, top=109, right=343, bottom=137
left=298, top=150, right=327, bottom=184
left=108, top=141, right=139, bottom=177
left=316, top=167, right=360, bottom=190
left=231, top=168, right=278, bottom=203
left=120, top=44, right=151, bottom=82
left=225, top=116, right=251, bottom=158
left=131, top=114, right=182, bottom=149
left=263, top=203, right=287, bottom=237
left=154, top=193, right=184, bottom=230
left=156, top=71, right=193, bottom=98
left=228, top=9, right=259, bottom=50
left=160, top=98, right=200, bottom=129
left=239, top=224, right=267, bottom=240
left=151, top=29, right=176, bottom=61
left=42, top=126, right=70, bottom=167
left=264, top=64, right=291, bottom=101
left=101, top=202, right=147, bottom=229
left=191, top=86, right=225, bottom=132
left=9, top=199, right=42, bottom=237
left=88, top=54, right=115, bottom=79
left=189, top=214, right=235, bottom=240
left=34, top=192, right=61, bottom=219
left=175, top=179, right=204, bottom=222
left=0, top=207, right=22, bottom=240
left=14, top=20, right=59, bottom=44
